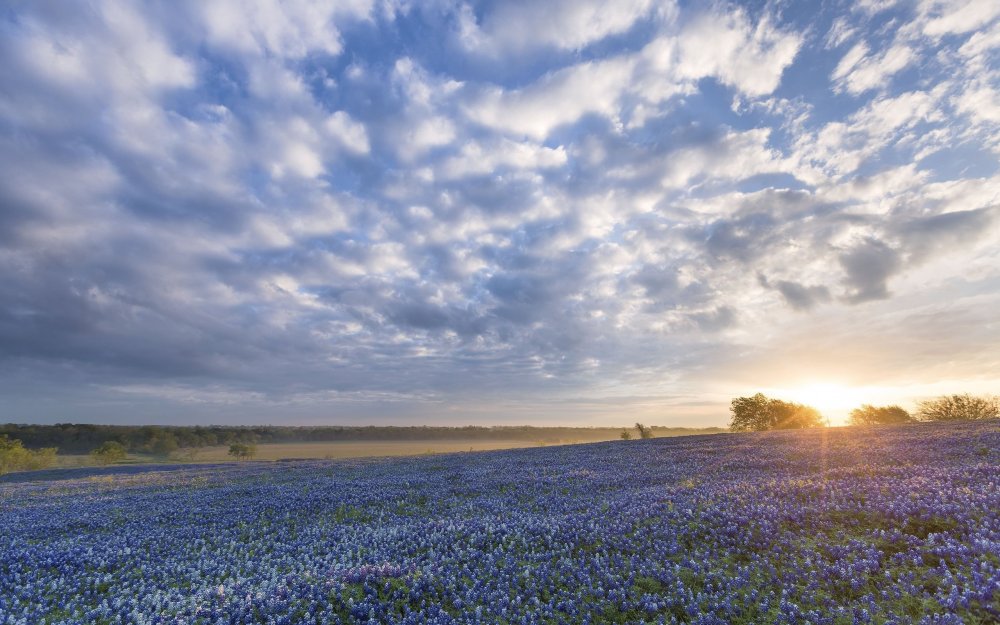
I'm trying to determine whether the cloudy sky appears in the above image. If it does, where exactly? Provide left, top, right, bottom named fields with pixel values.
left=1, top=0, right=998, bottom=427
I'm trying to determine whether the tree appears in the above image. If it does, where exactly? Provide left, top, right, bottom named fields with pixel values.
left=228, top=443, right=257, bottom=460
left=848, top=404, right=913, bottom=426
left=769, top=400, right=826, bottom=429
left=729, top=393, right=825, bottom=431
left=0, top=435, right=57, bottom=475
left=635, top=423, right=653, bottom=439
left=729, top=393, right=773, bottom=431
left=90, top=441, right=127, bottom=465
left=148, top=432, right=179, bottom=457
left=620, top=429, right=632, bottom=440
left=916, top=394, right=999, bottom=421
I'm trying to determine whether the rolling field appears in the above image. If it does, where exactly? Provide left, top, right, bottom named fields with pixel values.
left=2, top=422, right=998, bottom=624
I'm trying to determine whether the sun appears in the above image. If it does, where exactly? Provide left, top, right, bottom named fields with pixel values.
left=767, top=383, right=881, bottom=426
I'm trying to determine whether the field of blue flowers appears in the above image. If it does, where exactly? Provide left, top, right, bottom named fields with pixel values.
left=2, top=421, right=998, bottom=625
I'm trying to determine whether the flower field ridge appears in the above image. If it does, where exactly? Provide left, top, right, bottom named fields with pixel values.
left=1, top=421, right=998, bottom=625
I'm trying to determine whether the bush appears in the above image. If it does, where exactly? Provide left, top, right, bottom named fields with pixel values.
left=730, top=393, right=825, bottom=431
left=228, top=443, right=257, bottom=460
left=635, top=423, right=653, bottom=439
left=90, top=441, right=128, bottom=465
left=620, top=430, right=632, bottom=440
left=916, top=394, right=999, bottom=421
left=0, top=435, right=57, bottom=475
left=848, top=404, right=914, bottom=426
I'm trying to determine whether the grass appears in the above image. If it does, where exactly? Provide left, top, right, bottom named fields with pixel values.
left=52, top=439, right=584, bottom=467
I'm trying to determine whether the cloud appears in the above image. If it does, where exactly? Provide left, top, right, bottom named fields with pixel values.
left=457, top=0, right=657, bottom=56
left=196, top=0, right=374, bottom=58
left=758, top=275, right=831, bottom=311
left=670, top=10, right=802, bottom=97
left=438, top=138, right=567, bottom=179
left=920, top=0, right=1000, bottom=37
left=464, top=57, right=634, bottom=140
left=0, top=0, right=998, bottom=425
left=832, top=41, right=914, bottom=95
left=463, top=5, right=801, bottom=140
left=840, top=238, right=902, bottom=303
left=896, top=207, right=999, bottom=264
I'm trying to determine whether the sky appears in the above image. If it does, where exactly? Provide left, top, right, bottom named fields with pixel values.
left=1, top=0, right=999, bottom=427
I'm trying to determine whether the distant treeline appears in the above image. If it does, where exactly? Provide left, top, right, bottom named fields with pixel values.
left=0, top=423, right=725, bottom=454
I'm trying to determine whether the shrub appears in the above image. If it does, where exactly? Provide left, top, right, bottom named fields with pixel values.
left=916, top=394, right=999, bottom=421
left=0, top=435, right=57, bottom=475
left=848, top=404, right=914, bottom=426
left=620, top=430, right=632, bottom=440
left=228, top=443, right=257, bottom=460
left=90, top=441, right=128, bottom=465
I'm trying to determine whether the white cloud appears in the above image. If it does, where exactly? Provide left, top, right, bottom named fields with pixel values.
left=920, top=0, right=1000, bottom=37
left=825, top=17, right=858, bottom=48
left=325, top=111, right=370, bottom=155
left=833, top=42, right=914, bottom=95
left=464, top=6, right=801, bottom=139
left=661, top=129, right=784, bottom=190
left=958, top=20, right=1000, bottom=67
left=465, top=57, right=634, bottom=140
left=458, top=0, right=657, bottom=56
left=672, top=11, right=802, bottom=97
left=399, top=116, right=456, bottom=160
left=438, top=138, right=567, bottom=179
left=197, top=0, right=374, bottom=59
left=956, top=85, right=1000, bottom=124
left=795, top=89, right=942, bottom=178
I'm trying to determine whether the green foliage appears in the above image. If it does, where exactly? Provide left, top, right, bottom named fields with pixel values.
left=147, top=431, right=179, bottom=457
left=0, top=434, right=57, bottom=475
left=90, top=441, right=128, bottom=465
left=848, top=404, right=914, bottom=426
left=729, top=393, right=825, bottom=431
left=916, top=394, right=999, bottom=422
left=228, top=442, right=257, bottom=460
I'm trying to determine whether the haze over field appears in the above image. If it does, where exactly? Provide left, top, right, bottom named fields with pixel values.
left=1, top=1, right=999, bottom=426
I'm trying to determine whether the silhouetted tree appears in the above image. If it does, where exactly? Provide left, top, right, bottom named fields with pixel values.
left=729, top=393, right=772, bottom=431
left=635, top=423, right=653, bottom=439
left=916, top=394, right=999, bottom=421
left=730, top=393, right=825, bottom=431
left=848, top=404, right=914, bottom=426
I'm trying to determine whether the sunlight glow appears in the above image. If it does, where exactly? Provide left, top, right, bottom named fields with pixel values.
left=764, top=383, right=899, bottom=426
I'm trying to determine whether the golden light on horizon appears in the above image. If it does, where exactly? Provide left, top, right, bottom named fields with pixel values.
left=764, top=383, right=899, bottom=427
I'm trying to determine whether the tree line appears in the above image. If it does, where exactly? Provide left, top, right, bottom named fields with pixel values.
left=729, top=392, right=999, bottom=431
left=0, top=423, right=724, bottom=455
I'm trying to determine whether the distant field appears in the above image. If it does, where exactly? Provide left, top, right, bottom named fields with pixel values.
left=170, top=439, right=552, bottom=462
left=53, top=436, right=625, bottom=467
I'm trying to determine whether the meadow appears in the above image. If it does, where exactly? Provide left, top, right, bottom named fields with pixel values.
left=49, top=440, right=562, bottom=468
left=1, top=421, right=997, bottom=624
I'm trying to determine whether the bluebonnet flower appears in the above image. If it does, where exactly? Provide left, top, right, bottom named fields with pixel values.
left=0, top=421, right=997, bottom=623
